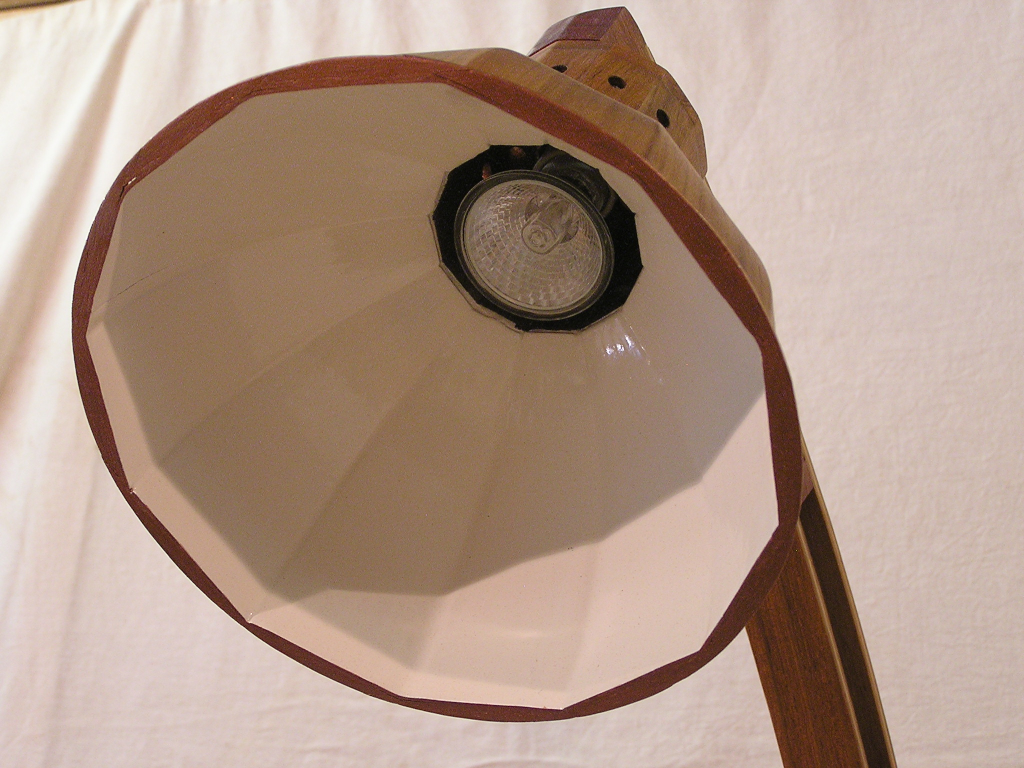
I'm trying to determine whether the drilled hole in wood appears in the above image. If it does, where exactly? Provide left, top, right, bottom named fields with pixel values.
left=552, top=64, right=567, bottom=73
left=608, top=75, right=626, bottom=89
left=656, top=109, right=671, bottom=128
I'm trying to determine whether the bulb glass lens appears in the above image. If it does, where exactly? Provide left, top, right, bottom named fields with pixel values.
left=457, top=173, right=613, bottom=320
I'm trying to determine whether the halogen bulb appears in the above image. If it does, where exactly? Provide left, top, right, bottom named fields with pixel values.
left=521, top=196, right=579, bottom=254
left=455, top=171, right=614, bottom=320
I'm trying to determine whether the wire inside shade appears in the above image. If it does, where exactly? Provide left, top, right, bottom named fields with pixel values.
left=456, top=171, right=613, bottom=320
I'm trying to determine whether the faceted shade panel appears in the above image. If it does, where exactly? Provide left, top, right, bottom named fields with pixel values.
left=84, top=82, right=779, bottom=710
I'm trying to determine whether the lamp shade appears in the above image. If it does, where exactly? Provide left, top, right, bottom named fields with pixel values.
left=73, top=34, right=802, bottom=720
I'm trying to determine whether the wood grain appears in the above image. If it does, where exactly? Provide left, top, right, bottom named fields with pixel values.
left=748, top=446, right=897, bottom=767
left=529, top=7, right=707, bottom=178
left=748, top=518, right=870, bottom=767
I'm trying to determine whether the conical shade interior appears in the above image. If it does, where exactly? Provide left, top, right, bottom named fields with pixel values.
left=86, top=83, right=779, bottom=709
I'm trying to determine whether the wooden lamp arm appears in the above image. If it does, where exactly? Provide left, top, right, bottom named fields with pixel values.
left=748, top=443, right=897, bottom=767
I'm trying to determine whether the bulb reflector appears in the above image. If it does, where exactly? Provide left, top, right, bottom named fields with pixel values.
left=456, top=172, right=613, bottom=320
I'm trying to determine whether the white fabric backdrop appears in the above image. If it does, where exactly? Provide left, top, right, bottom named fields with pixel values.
left=1, top=1, right=1021, bottom=766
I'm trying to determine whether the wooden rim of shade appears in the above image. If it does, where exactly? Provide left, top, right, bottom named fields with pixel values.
left=72, top=53, right=802, bottom=721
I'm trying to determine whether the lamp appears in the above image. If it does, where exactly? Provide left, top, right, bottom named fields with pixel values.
left=72, top=6, right=894, bottom=763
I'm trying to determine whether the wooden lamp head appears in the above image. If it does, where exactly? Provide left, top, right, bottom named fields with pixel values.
left=72, top=7, right=803, bottom=720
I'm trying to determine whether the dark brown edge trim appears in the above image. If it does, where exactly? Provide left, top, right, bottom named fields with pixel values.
left=72, top=53, right=801, bottom=721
